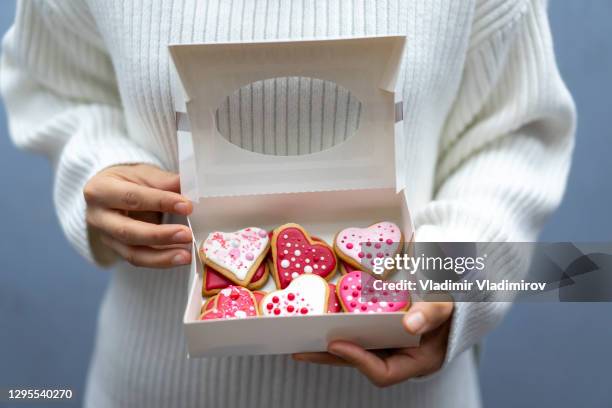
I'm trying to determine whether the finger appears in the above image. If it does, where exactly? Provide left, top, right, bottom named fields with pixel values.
left=84, top=178, right=192, bottom=215
left=381, top=352, right=429, bottom=384
left=129, top=211, right=163, bottom=224
left=292, top=352, right=350, bottom=366
left=403, top=301, right=454, bottom=335
left=87, top=207, right=192, bottom=246
left=100, top=235, right=191, bottom=268
left=127, top=164, right=182, bottom=192
left=327, top=341, right=391, bottom=386
left=150, top=243, right=192, bottom=250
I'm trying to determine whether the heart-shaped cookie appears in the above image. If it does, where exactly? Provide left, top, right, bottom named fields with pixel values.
left=327, top=283, right=341, bottom=313
left=339, top=261, right=359, bottom=275
left=201, top=227, right=270, bottom=285
left=247, top=259, right=271, bottom=290
left=202, top=289, right=266, bottom=313
left=260, top=274, right=329, bottom=316
left=337, top=270, right=410, bottom=313
left=272, top=223, right=337, bottom=289
left=334, top=222, right=403, bottom=275
left=200, top=286, right=259, bottom=320
left=202, top=261, right=269, bottom=296
left=252, top=290, right=267, bottom=306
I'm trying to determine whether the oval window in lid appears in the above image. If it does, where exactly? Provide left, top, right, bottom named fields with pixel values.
left=214, top=76, right=362, bottom=156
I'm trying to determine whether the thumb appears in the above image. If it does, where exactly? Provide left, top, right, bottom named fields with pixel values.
left=403, top=301, right=454, bottom=335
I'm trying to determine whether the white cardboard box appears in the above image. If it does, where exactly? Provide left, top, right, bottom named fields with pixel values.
left=170, top=36, right=420, bottom=358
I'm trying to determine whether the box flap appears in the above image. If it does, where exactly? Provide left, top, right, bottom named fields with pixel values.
left=170, top=36, right=406, bottom=199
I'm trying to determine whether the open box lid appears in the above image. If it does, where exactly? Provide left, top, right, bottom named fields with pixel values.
left=169, top=36, right=407, bottom=200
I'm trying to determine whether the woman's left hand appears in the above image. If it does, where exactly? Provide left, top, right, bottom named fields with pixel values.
left=293, top=301, right=454, bottom=388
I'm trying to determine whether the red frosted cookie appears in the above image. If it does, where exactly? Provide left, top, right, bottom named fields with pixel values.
left=336, top=270, right=410, bottom=313
left=247, top=259, right=270, bottom=290
left=327, top=283, right=341, bottom=313
left=201, top=227, right=270, bottom=286
left=202, top=261, right=269, bottom=297
left=200, top=286, right=259, bottom=320
left=260, top=274, right=329, bottom=317
left=334, top=222, right=403, bottom=276
left=271, top=223, right=337, bottom=289
left=338, top=261, right=359, bottom=275
left=202, top=265, right=233, bottom=297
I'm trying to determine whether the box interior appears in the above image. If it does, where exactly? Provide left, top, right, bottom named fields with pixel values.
left=170, top=36, right=420, bottom=357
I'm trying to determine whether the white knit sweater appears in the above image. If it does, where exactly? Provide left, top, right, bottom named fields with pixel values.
left=1, top=1, right=574, bottom=407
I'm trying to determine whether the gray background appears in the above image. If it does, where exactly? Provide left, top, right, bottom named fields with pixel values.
left=1, top=1, right=610, bottom=407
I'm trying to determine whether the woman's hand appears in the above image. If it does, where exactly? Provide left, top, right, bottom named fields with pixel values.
left=293, top=301, right=454, bottom=387
left=83, top=164, right=194, bottom=268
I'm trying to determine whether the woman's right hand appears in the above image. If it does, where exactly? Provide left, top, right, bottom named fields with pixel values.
left=83, top=164, right=194, bottom=268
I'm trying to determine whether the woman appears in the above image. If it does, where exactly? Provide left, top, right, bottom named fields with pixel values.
left=1, top=1, right=574, bottom=407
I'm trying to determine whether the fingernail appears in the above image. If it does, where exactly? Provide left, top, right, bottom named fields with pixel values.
left=404, top=311, right=426, bottom=334
left=172, top=253, right=189, bottom=265
left=174, top=202, right=190, bottom=214
left=172, top=230, right=192, bottom=243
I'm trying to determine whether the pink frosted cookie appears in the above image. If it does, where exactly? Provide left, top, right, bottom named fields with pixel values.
left=334, top=222, right=403, bottom=275
left=201, top=295, right=216, bottom=314
left=336, top=270, right=410, bottom=313
left=202, top=289, right=267, bottom=313
left=260, top=274, right=329, bottom=317
left=200, top=286, right=259, bottom=320
left=271, top=223, right=337, bottom=289
left=252, top=290, right=267, bottom=306
left=201, top=227, right=270, bottom=286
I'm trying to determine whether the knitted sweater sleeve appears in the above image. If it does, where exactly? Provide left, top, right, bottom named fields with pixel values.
left=1, top=1, right=165, bottom=265
left=414, top=0, right=576, bottom=364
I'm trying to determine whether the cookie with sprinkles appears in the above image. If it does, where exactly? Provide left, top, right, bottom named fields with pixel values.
left=336, top=270, right=410, bottom=314
left=334, top=222, right=403, bottom=276
left=260, top=274, right=329, bottom=317
left=271, top=223, right=337, bottom=289
left=327, top=283, right=341, bottom=313
left=202, top=289, right=267, bottom=313
left=201, top=295, right=216, bottom=314
left=201, top=227, right=270, bottom=286
left=200, top=286, right=259, bottom=320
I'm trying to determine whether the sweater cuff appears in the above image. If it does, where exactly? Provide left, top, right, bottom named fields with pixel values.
left=413, top=205, right=523, bottom=365
left=55, top=139, right=165, bottom=267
